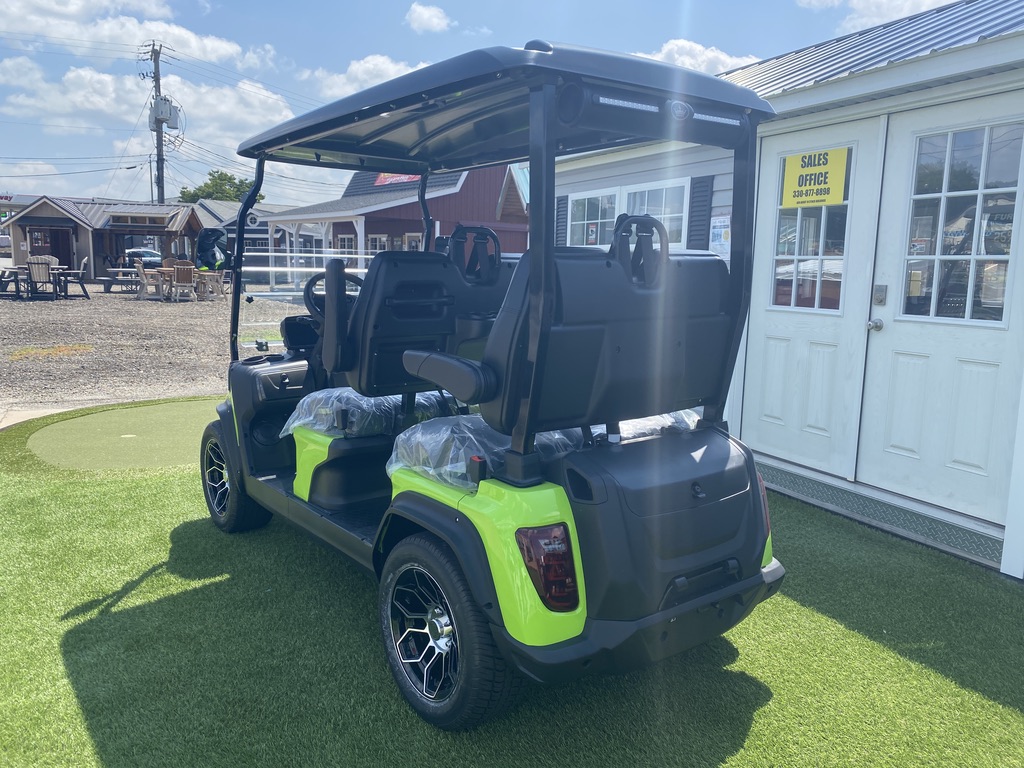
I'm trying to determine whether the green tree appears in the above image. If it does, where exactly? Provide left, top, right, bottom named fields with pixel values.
left=179, top=170, right=264, bottom=203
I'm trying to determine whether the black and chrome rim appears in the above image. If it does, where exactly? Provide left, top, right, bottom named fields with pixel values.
left=203, top=439, right=229, bottom=516
left=389, top=565, right=459, bottom=701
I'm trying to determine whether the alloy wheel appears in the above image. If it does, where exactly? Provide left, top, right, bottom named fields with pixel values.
left=203, top=439, right=230, bottom=516
left=389, top=564, right=460, bottom=701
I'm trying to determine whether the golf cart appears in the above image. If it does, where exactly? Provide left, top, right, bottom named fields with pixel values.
left=200, top=41, right=784, bottom=730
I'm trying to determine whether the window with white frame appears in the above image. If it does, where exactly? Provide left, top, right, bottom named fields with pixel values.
left=367, top=234, right=388, bottom=253
left=567, top=179, right=690, bottom=249
left=336, top=235, right=355, bottom=252
left=569, top=189, right=618, bottom=246
left=771, top=150, right=852, bottom=312
left=902, top=122, right=1021, bottom=322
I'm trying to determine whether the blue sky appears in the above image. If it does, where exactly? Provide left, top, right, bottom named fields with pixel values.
left=0, top=0, right=953, bottom=205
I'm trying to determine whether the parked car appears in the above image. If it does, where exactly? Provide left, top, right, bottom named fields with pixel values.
left=125, top=248, right=164, bottom=269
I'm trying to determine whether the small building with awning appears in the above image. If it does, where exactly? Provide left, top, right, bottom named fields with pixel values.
left=5, top=197, right=203, bottom=276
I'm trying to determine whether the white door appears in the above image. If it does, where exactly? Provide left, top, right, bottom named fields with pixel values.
left=742, top=118, right=884, bottom=479
left=857, top=96, right=1024, bottom=525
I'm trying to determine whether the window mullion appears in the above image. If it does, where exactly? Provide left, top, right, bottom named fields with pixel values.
left=793, top=208, right=803, bottom=307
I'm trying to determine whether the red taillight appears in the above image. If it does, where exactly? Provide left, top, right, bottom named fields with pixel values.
left=757, top=471, right=771, bottom=534
left=515, top=524, right=579, bottom=612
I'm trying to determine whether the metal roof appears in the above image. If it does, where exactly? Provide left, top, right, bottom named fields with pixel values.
left=722, top=0, right=1024, bottom=98
left=193, top=198, right=294, bottom=228
left=265, top=171, right=465, bottom=219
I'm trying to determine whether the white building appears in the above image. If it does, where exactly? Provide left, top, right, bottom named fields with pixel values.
left=554, top=0, right=1024, bottom=578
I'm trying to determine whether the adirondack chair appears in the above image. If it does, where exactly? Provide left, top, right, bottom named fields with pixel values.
left=58, top=256, right=91, bottom=299
left=0, top=267, right=22, bottom=299
left=25, top=255, right=59, bottom=299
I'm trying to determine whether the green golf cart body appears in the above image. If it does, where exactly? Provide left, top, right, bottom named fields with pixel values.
left=200, top=40, right=784, bottom=730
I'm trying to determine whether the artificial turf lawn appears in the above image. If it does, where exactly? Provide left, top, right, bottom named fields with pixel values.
left=1, top=401, right=1022, bottom=767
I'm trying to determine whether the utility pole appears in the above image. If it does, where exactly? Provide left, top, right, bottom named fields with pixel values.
left=150, top=42, right=165, bottom=203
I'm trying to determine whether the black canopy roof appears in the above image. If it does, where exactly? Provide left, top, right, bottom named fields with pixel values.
left=237, top=41, right=774, bottom=174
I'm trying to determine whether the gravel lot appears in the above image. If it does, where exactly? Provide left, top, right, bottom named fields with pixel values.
left=0, top=287, right=299, bottom=413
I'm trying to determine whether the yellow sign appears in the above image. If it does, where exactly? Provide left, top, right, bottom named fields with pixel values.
left=782, top=147, right=848, bottom=207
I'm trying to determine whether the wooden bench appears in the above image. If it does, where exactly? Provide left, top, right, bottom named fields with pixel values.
left=101, top=269, right=141, bottom=293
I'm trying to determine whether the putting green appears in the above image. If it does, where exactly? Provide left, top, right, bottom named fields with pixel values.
left=27, top=400, right=223, bottom=470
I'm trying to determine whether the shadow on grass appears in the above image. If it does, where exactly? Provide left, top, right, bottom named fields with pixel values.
left=62, top=518, right=772, bottom=767
left=771, top=494, right=1024, bottom=714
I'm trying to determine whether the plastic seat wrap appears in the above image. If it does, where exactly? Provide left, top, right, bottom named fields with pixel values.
left=279, top=388, right=461, bottom=439
left=387, top=410, right=699, bottom=490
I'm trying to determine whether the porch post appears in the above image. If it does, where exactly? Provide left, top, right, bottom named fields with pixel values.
left=355, top=216, right=366, bottom=272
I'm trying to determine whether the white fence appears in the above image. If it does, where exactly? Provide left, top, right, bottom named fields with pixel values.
left=238, top=249, right=371, bottom=297
left=236, top=249, right=371, bottom=352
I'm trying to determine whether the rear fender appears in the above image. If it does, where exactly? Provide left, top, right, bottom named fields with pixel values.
left=214, top=399, right=245, bottom=487
left=375, top=491, right=505, bottom=628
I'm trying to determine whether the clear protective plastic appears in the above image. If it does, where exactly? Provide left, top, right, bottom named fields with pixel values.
left=387, top=410, right=699, bottom=490
left=279, top=387, right=463, bottom=439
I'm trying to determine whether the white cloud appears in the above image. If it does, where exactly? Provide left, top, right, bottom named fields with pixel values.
left=236, top=44, right=280, bottom=72
left=17, top=0, right=174, bottom=22
left=640, top=39, right=759, bottom=75
left=797, top=0, right=954, bottom=33
left=0, top=0, right=255, bottom=71
left=0, top=65, right=151, bottom=123
left=405, top=2, right=455, bottom=34
left=0, top=57, right=48, bottom=91
left=0, top=0, right=390, bottom=203
left=300, top=54, right=427, bottom=100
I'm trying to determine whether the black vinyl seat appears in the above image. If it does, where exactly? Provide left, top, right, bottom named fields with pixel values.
left=342, top=249, right=514, bottom=397
left=404, top=243, right=732, bottom=442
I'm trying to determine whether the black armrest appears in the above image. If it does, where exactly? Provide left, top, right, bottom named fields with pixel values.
left=403, top=350, right=497, bottom=404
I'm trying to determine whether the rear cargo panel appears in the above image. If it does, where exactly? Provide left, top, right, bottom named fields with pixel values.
left=548, top=428, right=767, bottom=621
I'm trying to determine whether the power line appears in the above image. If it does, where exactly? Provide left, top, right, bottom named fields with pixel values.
left=0, top=30, right=143, bottom=53
left=0, top=118, right=141, bottom=133
left=0, top=45, right=138, bottom=64
left=0, top=166, right=142, bottom=178
left=161, top=46, right=325, bottom=110
left=0, top=155, right=150, bottom=165
left=173, top=140, right=346, bottom=194
left=162, top=54, right=320, bottom=111
left=102, top=85, right=154, bottom=198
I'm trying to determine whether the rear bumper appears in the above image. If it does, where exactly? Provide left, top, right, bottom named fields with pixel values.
left=492, top=558, right=785, bottom=684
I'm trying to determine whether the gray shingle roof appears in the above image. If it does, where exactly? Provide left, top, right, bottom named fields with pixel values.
left=722, top=0, right=1024, bottom=98
left=267, top=171, right=465, bottom=218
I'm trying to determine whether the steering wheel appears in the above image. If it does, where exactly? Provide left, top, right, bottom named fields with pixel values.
left=303, top=269, right=364, bottom=326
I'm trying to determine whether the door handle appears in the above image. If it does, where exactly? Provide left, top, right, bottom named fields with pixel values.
left=867, top=318, right=884, bottom=332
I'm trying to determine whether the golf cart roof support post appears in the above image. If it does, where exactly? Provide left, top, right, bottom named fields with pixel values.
left=418, top=173, right=433, bottom=251
left=229, top=156, right=266, bottom=362
left=508, top=81, right=558, bottom=471
left=704, top=122, right=757, bottom=423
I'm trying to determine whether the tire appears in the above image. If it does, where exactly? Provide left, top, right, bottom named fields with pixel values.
left=200, top=420, right=272, bottom=533
left=379, top=533, right=524, bottom=730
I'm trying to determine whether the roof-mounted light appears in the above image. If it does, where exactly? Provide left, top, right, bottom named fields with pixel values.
left=595, top=95, right=660, bottom=113
left=693, top=112, right=743, bottom=126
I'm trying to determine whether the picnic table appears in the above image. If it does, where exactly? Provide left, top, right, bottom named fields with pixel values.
left=100, top=267, right=141, bottom=293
